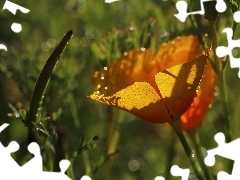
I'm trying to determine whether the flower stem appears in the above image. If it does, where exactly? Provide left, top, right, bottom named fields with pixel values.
left=108, top=109, right=125, bottom=154
left=169, top=120, right=205, bottom=180
left=187, top=129, right=213, bottom=180
left=164, top=131, right=176, bottom=180
left=209, top=17, right=233, bottom=174
left=209, top=19, right=231, bottom=143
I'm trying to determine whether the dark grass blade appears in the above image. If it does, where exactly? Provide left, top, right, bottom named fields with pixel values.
left=26, top=30, right=73, bottom=126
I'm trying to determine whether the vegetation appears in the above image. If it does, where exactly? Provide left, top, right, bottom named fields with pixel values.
left=0, top=0, right=239, bottom=179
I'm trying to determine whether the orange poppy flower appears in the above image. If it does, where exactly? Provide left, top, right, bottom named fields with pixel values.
left=180, top=61, right=216, bottom=130
left=90, top=35, right=216, bottom=130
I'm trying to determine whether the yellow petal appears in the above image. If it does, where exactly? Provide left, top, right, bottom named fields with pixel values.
left=90, top=82, right=171, bottom=123
left=155, top=52, right=209, bottom=120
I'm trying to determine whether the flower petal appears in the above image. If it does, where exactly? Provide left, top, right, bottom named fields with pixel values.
left=155, top=51, right=209, bottom=120
left=153, top=36, right=203, bottom=70
left=180, top=61, right=217, bottom=130
left=92, top=36, right=203, bottom=97
left=90, top=82, right=171, bottom=123
left=92, top=49, right=156, bottom=96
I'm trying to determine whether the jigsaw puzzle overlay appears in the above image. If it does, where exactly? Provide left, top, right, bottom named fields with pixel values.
left=175, top=0, right=240, bottom=78
left=216, top=10, right=240, bottom=78
left=0, top=1, right=30, bottom=51
left=1, top=0, right=240, bottom=179
left=2, top=121, right=240, bottom=179
left=0, top=1, right=91, bottom=179
left=0, top=123, right=92, bottom=180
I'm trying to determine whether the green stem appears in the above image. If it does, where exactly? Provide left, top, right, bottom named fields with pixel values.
left=219, top=70, right=231, bottom=142
left=92, top=110, right=124, bottom=177
left=107, top=106, right=115, bottom=151
left=169, top=120, right=205, bottom=180
left=82, top=150, right=91, bottom=176
left=209, top=20, right=231, bottom=143
left=187, top=129, right=213, bottom=180
left=164, top=131, right=176, bottom=180
left=67, top=93, right=91, bottom=178
left=209, top=17, right=233, bottom=174
left=67, top=93, right=81, bottom=129
left=107, top=110, right=124, bottom=154
left=209, top=20, right=220, bottom=74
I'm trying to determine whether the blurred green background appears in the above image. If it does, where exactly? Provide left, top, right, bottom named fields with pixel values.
left=0, top=0, right=240, bottom=179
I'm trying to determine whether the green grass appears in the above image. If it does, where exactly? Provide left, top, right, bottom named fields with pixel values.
left=0, top=0, right=239, bottom=179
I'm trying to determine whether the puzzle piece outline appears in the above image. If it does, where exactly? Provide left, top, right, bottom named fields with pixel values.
left=0, top=123, right=72, bottom=180
left=174, top=0, right=226, bottom=22
left=216, top=10, right=240, bottom=78
left=204, top=132, right=240, bottom=179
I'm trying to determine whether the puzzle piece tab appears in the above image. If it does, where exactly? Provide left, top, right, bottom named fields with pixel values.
left=0, top=141, right=20, bottom=171
left=204, top=132, right=240, bottom=179
left=174, top=0, right=226, bottom=22
left=216, top=10, right=240, bottom=78
left=171, top=165, right=190, bottom=180
left=0, top=123, right=72, bottom=180
left=2, top=0, right=30, bottom=15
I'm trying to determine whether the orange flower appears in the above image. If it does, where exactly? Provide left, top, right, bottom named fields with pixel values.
left=180, top=61, right=217, bottom=130
left=90, top=36, right=216, bottom=130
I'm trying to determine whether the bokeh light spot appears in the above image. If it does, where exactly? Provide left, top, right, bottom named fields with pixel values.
left=128, top=159, right=140, bottom=171
left=155, top=163, right=165, bottom=173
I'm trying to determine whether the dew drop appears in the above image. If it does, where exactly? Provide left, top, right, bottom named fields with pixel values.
left=7, top=113, right=12, bottom=117
left=159, top=29, right=168, bottom=37
left=96, top=84, right=101, bottom=89
left=94, top=91, right=101, bottom=95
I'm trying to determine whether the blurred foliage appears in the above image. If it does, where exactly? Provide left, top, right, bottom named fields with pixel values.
left=0, top=0, right=240, bottom=180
